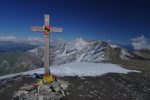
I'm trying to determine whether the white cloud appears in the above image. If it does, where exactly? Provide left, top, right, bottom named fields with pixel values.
left=131, top=35, right=150, bottom=50
left=0, top=36, right=17, bottom=42
left=23, top=37, right=44, bottom=45
left=0, top=35, right=44, bottom=45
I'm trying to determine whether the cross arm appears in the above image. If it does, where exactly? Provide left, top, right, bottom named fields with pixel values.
left=31, top=26, right=43, bottom=31
left=31, top=26, right=63, bottom=33
left=51, top=27, right=63, bottom=32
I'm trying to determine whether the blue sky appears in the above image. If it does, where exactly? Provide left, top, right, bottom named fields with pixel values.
left=0, top=0, right=150, bottom=45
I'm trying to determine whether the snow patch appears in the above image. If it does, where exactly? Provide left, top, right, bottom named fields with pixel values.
left=50, top=62, right=139, bottom=77
left=0, top=62, right=139, bottom=80
left=110, top=44, right=118, bottom=49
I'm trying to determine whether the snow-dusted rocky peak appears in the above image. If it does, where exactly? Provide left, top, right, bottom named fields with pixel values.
left=120, top=48, right=132, bottom=60
left=66, top=38, right=89, bottom=51
left=28, top=46, right=44, bottom=59
left=53, top=38, right=109, bottom=65
left=26, top=38, right=132, bottom=65
left=28, top=46, right=43, bottom=56
left=107, top=43, right=133, bottom=60
left=54, top=38, right=88, bottom=55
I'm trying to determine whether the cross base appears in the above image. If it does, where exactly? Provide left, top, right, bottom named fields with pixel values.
left=44, top=69, right=51, bottom=76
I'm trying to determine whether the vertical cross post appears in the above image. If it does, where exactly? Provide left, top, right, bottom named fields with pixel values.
left=44, top=14, right=50, bottom=74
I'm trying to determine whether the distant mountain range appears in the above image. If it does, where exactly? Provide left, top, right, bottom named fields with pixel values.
left=26, top=38, right=150, bottom=65
left=0, top=38, right=150, bottom=76
left=0, top=41, right=37, bottom=53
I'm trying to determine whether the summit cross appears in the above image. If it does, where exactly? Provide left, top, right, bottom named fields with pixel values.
left=31, top=14, right=63, bottom=75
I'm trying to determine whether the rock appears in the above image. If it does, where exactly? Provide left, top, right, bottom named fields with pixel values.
left=13, top=90, right=29, bottom=100
left=20, top=85, right=33, bottom=91
left=13, top=78, right=68, bottom=100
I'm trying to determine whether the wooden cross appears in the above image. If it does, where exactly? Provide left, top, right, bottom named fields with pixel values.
left=31, top=14, right=63, bottom=75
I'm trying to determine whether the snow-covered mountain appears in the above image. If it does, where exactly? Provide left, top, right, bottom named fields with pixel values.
left=53, top=38, right=107, bottom=64
left=26, top=38, right=132, bottom=66
left=0, top=38, right=136, bottom=76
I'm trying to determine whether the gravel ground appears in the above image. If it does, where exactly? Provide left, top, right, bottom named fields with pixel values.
left=0, top=72, right=150, bottom=100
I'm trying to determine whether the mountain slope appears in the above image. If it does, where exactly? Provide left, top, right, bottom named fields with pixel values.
left=27, top=38, right=132, bottom=66
left=1, top=38, right=148, bottom=76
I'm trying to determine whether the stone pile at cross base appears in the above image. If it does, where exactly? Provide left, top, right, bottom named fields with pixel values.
left=13, top=74, right=68, bottom=100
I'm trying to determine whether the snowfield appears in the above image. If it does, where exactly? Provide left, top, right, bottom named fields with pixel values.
left=0, top=62, right=139, bottom=80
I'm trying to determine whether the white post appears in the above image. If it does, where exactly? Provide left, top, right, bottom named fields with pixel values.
left=44, top=35, right=50, bottom=74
